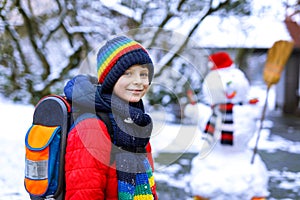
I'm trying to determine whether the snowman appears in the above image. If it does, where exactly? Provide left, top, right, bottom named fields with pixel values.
left=188, top=52, right=269, bottom=200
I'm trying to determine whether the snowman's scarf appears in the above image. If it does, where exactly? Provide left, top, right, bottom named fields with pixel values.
left=204, top=103, right=242, bottom=145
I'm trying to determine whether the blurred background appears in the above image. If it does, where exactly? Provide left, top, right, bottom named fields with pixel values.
left=0, top=0, right=300, bottom=199
left=0, top=0, right=299, bottom=120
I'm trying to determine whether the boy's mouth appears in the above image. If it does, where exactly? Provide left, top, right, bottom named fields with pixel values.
left=127, top=89, right=144, bottom=93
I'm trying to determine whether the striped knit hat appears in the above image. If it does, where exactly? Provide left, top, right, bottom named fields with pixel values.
left=97, top=36, right=154, bottom=93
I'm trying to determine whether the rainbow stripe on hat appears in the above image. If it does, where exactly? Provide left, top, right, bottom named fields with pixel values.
left=97, top=37, right=147, bottom=83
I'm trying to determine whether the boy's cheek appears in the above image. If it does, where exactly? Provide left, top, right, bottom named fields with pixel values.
left=143, top=79, right=150, bottom=85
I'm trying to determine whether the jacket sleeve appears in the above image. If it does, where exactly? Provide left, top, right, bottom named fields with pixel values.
left=65, top=117, right=113, bottom=200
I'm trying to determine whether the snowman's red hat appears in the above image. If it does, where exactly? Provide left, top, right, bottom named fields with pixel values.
left=209, top=52, right=233, bottom=70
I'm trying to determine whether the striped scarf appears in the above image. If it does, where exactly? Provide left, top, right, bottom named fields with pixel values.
left=106, top=95, right=157, bottom=200
left=204, top=103, right=236, bottom=145
left=116, top=152, right=156, bottom=200
left=108, top=114, right=156, bottom=200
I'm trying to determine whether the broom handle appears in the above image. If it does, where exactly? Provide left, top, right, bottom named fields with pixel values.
left=250, top=84, right=271, bottom=164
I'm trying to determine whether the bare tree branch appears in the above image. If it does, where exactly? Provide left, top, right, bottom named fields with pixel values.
left=0, top=11, right=29, bottom=75
left=154, top=0, right=231, bottom=78
left=41, top=1, right=67, bottom=46
left=0, top=0, right=253, bottom=104
left=15, top=0, right=51, bottom=79
left=39, top=44, right=83, bottom=97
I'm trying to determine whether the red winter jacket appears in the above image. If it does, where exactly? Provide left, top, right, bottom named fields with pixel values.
left=65, top=114, right=157, bottom=200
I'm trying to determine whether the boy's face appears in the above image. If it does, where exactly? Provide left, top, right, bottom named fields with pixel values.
left=113, top=64, right=150, bottom=102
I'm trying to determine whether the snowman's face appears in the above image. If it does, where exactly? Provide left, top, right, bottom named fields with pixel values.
left=203, top=68, right=250, bottom=105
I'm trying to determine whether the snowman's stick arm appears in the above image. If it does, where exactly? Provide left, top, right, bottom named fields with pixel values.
left=187, top=89, right=197, bottom=105
left=250, top=85, right=270, bottom=164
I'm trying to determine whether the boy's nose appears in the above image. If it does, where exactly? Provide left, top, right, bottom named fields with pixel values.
left=132, top=74, right=142, bottom=84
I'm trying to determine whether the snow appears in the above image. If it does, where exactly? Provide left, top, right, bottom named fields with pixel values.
left=184, top=63, right=270, bottom=199
left=1, top=0, right=299, bottom=198
left=0, top=98, right=33, bottom=199
left=0, top=84, right=299, bottom=199
left=196, top=16, right=292, bottom=48
left=99, top=0, right=293, bottom=49
left=163, top=0, right=294, bottom=49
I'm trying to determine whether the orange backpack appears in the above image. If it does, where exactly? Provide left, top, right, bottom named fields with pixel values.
left=25, top=95, right=71, bottom=199
left=24, top=95, right=114, bottom=200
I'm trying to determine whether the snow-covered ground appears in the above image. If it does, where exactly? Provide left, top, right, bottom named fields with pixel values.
left=0, top=86, right=300, bottom=199
left=0, top=98, right=34, bottom=200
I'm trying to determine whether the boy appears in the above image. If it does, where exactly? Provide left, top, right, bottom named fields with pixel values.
left=64, top=36, right=158, bottom=199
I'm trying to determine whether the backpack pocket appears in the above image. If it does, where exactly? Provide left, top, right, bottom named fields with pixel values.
left=24, top=125, right=61, bottom=197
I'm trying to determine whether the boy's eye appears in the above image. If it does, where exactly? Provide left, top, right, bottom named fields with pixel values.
left=141, top=72, right=148, bottom=77
left=124, top=71, right=132, bottom=76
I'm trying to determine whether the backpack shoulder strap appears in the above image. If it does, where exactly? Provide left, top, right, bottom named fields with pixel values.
left=74, top=112, right=114, bottom=141
left=97, top=112, right=114, bottom=141
left=97, top=112, right=116, bottom=165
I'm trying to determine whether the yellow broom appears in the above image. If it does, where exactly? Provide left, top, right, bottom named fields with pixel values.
left=251, top=40, right=294, bottom=164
